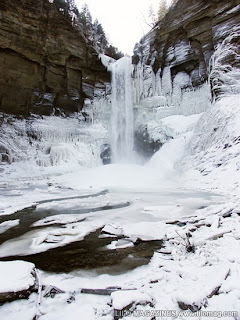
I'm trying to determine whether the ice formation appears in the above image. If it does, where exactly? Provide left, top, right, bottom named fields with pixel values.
left=0, top=115, right=109, bottom=169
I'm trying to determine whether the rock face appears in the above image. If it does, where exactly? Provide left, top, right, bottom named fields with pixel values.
left=132, top=0, right=239, bottom=153
left=133, top=0, right=240, bottom=110
left=134, top=125, right=164, bottom=159
left=0, top=0, right=110, bottom=116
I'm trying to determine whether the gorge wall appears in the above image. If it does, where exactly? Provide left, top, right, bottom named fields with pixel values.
left=132, top=0, right=239, bottom=159
left=133, top=0, right=240, bottom=114
left=0, top=0, right=110, bottom=116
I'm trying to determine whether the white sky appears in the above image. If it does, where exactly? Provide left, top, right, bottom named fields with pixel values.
left=75, top=0, right=172, bottom=55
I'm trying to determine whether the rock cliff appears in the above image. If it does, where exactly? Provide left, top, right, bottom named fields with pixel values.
left=133, top=0, right=240, bottom=113
left=0, top=0, right=110, bottom=116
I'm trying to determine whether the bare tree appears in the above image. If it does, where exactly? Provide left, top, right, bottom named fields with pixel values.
left=148, top=4, right=157, bottom=27
left=158, top=0, right=168, bottom=21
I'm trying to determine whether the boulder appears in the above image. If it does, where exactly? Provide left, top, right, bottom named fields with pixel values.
left=100, top=143, right=112, bottom=165
left=0, top=261, right=38, bottom=304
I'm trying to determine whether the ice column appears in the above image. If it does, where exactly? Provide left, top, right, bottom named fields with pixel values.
left=111, top=57, right=134, bottom=162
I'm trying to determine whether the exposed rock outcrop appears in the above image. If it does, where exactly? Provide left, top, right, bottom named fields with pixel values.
left=133, top=0, right=240, bottom=109
left=132, top=0, right=240, bottom=155
left=134, top=125, right=164, bottom=159
left=0, top=0, right=110, bottom=116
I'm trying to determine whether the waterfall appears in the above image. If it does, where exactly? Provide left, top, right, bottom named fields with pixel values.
left=111, top=57, right=134, bottom=163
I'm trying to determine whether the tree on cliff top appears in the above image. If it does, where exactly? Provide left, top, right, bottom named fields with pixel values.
left=158, top=0, right=168, bottom=21
left=52, top=0, right=77, bottom=20
left=144, top=0, right=169, bottom=27
left=148, top=4, right=157, bottom=27
left=50, top=0, right=123, bottom=59
left=78, top=4, right=93, bottom=38
left=92, top=19, right=108, bottom=53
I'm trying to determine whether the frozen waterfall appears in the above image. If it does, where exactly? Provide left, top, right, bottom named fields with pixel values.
left=111, top=57, right=134, bottom=163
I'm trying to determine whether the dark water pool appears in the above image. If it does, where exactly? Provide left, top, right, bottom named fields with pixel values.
left=0, top=229, right=162, bottom=274
left=0, top=190, right=162, bottom=274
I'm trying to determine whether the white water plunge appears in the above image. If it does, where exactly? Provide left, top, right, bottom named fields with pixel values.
left=111, top=57, right=134, bottom=163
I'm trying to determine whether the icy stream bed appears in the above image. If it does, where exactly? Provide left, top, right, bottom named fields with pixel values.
left=0, top=163, right=239, bottom=320
left=0, top=180, right=222, bottom=272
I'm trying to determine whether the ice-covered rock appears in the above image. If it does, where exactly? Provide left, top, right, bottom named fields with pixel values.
left=132, top=0, right=239, bottom=123
left=0, top=261, right=38, bottom=304
left=175, top=265, right=230, bottom=311
left=111, top=290, right=153, bottom=312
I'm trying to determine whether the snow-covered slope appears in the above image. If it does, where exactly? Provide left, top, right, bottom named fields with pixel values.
left=179, top=27, right=240, bottom=197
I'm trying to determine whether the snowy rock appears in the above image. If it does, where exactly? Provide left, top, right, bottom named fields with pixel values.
left=0, top=261, right=38, bottom=304
left=100, top=144, right=112, bottom=165
left=175, top=265, right=230, bottom=312
left=134, top=125, right=164, bottom=159
left=43, top=285, right=65, bottom=298
left=111, top=290, right=153, bottom=315
left=0, top=144, right=12, bottom=164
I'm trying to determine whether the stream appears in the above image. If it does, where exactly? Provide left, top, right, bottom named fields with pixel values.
left=0, top=186, right=223, bottom=274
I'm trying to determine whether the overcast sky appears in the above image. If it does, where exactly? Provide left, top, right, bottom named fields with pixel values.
left=75, top=0, right=172, bottom=55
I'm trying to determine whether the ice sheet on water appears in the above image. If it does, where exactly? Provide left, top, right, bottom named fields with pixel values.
left=0, top=220, right=19, bottom=234
left=102, top=224, right=123, bottom=237
left=106, top=239, right=134, bottom=250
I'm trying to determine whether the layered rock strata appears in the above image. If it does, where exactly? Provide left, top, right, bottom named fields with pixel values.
left=0, top=0, right=110, bottom=116
left=133, top=0, right=240, bottom=111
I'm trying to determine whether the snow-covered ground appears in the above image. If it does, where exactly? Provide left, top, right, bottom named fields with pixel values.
left=0, top=109, right=239, bottom=319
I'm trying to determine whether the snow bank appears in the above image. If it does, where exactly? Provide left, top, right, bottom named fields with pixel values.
left=160, top=114, right=202, bottom=138
left=180, top=94, right=240, bottom=196
left=147, top=134, right=191, bottom=174
left=174, top=265, right=230, bottom=309
left=179, top=27, right=240, bottom=197
left=146, top=113, right=201, bottom=143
